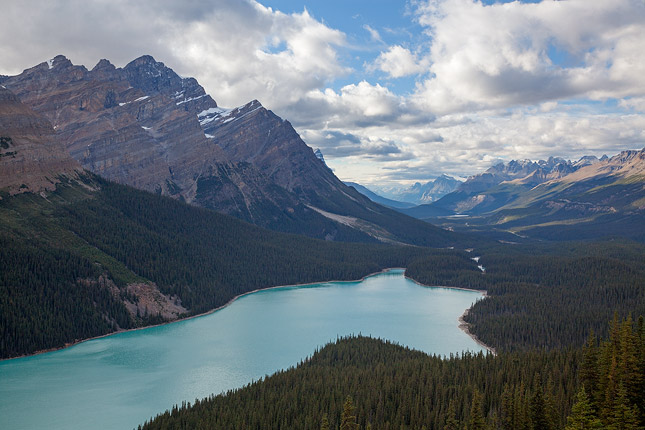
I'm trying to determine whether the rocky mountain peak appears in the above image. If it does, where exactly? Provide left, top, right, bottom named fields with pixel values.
left=92, top=58, right=116, bottom=72
left=123, top=55, right=180, bottom=92
left=314, top=148, right=326, bottom=164
left=46, top=55, right=73, bottom=70
left=122, top=55, right=217, bottom=114
left=573, top=155, right=599, bottom=168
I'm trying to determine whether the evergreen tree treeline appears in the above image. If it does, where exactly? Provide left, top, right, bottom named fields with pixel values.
left=406, top=242, right=645, bottom=351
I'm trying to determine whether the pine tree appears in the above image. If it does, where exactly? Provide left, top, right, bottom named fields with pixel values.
left=580, top=330, right=599, bottom=397
left=444, top=401, right=460, bottom=430
left=617, top=316, right=641, bottom=404
left=606, top=383, right=641, bottom=430
left=321, top=414, right=330, bottom=430
left=340, top=396, right=359, bottom=430
left=530, top=375, right=551, bottom=430
left=565, top=388, right=603, bottom=430
left=500, top=385, right=514, bottom=430
left=467, top=391, right=487, bottom=430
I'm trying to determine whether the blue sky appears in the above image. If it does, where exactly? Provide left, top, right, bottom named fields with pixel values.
left=262, top=0, right=424, bottom=94
left=1, top=0, right=644, bottom=187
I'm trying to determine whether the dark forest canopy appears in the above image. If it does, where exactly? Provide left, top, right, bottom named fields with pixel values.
left=406, top=241, right=645, bottom=351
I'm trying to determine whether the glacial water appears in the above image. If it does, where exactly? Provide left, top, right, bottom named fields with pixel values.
left=0, top=269, right=486, bottom=430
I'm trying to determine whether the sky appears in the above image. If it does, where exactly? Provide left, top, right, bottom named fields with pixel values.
left=1, top=0, right=644, bottom=188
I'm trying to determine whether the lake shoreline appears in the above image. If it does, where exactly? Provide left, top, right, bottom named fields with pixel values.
left=403, top=275, right=495, bottom=355
left=3, top=267, right=493, bottom=362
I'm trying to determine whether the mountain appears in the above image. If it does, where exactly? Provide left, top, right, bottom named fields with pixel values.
left=2, top=55, right=468, bottom=247
left=427, top=149, right=645, bottom=242
left=0, top=86, right=81, bottom=194
left=344, top=181, right=414, bottom=209
left=313, top=148, right=325, bottom=164
left=377, top=174, right=461, bottom=205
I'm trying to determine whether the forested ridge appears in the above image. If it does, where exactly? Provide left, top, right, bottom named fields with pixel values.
left=140, top=315, right=645, bottom=430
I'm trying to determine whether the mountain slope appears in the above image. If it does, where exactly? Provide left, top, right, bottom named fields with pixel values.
left=376, top=175, right=461, bottom=205
left=0, top=86, right=81, bottom=194
left=3, top=55, right=471, bottom=247
left=426, top=156, right=602, bottom=216
left=344, top=182, right=414, bottom=209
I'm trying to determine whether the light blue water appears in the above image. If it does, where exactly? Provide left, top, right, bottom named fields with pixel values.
left=0, top=269, right=485, bottom=430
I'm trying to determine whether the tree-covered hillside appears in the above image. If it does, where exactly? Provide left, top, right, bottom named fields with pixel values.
left=406, top=241, right=645, bottom=350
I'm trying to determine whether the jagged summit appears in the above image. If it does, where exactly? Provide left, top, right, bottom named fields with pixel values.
left=43, top=55, right=74, bottom=70
left=122, top=55, right=217, bottom=113
left=314, top=148, right=325, bottom=164
left=92, top=58, right=116, bottom=71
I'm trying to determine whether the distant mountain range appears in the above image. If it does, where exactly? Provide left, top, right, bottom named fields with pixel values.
left=344, top=182, right=415, bottom=209
left=1, top=55, right=462, bottom=247
left=406, top=151, right=645, bottom=242
left=372, top=174, right=462, bottom=205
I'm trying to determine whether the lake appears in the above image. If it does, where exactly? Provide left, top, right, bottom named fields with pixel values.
left=0, top=269, right=486, bottom=430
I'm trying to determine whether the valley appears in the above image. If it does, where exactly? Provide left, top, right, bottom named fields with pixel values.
left=1, top=47, right=644, bottom=430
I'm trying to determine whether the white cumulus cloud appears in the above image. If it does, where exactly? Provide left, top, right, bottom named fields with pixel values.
left=372, top=45, right=427, bottom=78
left=412, top=0, right=645, bottom=114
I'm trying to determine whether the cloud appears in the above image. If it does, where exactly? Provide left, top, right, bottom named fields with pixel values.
left=0, top=0, right=349, bottom=110
left=412, top=0, right=645, bottom=113
left=372, top=45, right=427, bottom=78
left=301, top=129, right=410, bottom=160
left=363, top=25, right=383, bottom=43
left=283, top=80, right=428, bottom=130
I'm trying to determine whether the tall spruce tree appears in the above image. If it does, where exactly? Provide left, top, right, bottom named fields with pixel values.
left=530, top=374, right=551, bottom=430
left=444, top=401, right=460, bottom=430
left=321, top=414, right=330, bottom=430
left=467, top=391, right=487, bottom=430
left=565, top=388, right=603, bottom=430
left=340, top=396, right=359, bottom=430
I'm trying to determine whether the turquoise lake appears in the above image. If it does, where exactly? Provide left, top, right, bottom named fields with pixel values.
left=0, top=269, right=486, bottom=430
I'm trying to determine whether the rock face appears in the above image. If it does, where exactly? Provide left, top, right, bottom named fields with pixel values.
left=4, top=55, right=223, bottom=199
left=0, top=86, right=80, bottom=195
left=3, top=55, right=459, bottom=246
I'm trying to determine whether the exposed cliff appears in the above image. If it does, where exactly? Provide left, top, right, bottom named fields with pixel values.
left=0, top=86, right=81, bottom=195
